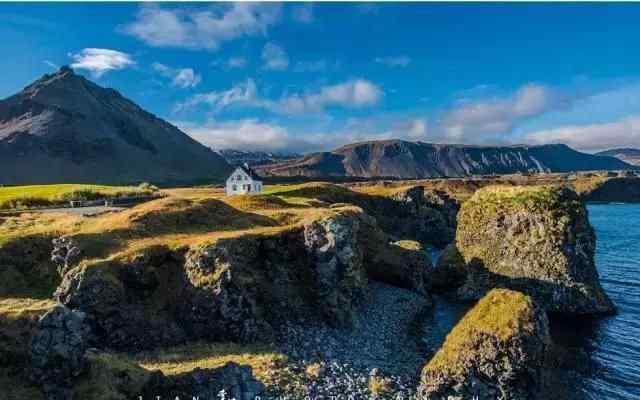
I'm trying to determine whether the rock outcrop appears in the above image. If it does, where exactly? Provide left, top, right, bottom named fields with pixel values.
left=52, top=205, right=435, bottom=352
left=389, top=186, right=459, bottom=247
left=29, top=305, right=90, bottom=400
left=441, top=185, right=615, bottom=315
left=303, top=210, right=368, bottom=325
left=419, top=289, right=550, bottom=400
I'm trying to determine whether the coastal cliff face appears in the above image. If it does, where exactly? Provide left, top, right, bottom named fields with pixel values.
left=419, top=289, right=550, bottom=400
left=51, top=205, right=432, bottom=351
left=443, top=185, right=615, bottom=315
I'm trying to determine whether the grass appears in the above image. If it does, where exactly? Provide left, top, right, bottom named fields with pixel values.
left=423, top=289, right=537, bottom=376
left=135, top=342, right=303, bottom=394
left=368, top=375, right=393, bottom=398
left=0, top=298, right=57, bottom=320
left=0, top=184, right=158, bottom=210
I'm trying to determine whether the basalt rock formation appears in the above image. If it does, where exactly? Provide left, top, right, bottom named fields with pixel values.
left=52, top=206, right=431, bottom=351
left=440, top=185, right=615, bottom=315
left=29, top=305, right=90, bottom=400
left=419, top=289, right=550, bottom=400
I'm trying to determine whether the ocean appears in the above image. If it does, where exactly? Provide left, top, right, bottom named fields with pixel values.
left=424, top=203, right=640, bottom=399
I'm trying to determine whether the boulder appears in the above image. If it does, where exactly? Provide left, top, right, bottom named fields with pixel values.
left=418, top=289, right=550, bottom=400
left=30, top=304, right=90, bottom=400
left=303, top=209, right=368, bottom=325
left=446, top=185, right=615, bottom=315
left=54, top=247, right=188, bottom=350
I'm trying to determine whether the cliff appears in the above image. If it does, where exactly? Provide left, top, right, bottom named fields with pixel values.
left=441, top=185, right=615, bottom=315
left=419, top=289, right=550, bottom=400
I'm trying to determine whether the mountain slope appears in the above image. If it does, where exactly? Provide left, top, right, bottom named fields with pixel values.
left=596, top=148, right=640, bottom=166
left=0, top=66, right=231, bottom=185
left=259, top=140, right=634, bottom=178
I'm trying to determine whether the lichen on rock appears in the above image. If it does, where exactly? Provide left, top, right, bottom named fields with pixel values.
left=445, top=185, right=615, bottom=315
left=418, top=289, right=550, bottom=400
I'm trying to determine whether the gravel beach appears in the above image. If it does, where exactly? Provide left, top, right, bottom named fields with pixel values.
left=275, top=281, right=432, bottom=399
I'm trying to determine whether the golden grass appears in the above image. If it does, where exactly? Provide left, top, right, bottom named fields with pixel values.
left=135, top=342, right=301, bottom=392
left=0, top=298, right=57, bottom=320
left=368, top=375, right=393, bottom=398
left=0, top=184, right=157, bottom=210
left=424, top=289, right=536, bottom=376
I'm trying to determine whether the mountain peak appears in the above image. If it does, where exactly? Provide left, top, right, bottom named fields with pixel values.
left=0, top=68, right=231, bottom=185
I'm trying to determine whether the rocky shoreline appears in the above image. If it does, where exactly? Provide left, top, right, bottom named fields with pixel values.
left=0, top=182, right=618, bottom=399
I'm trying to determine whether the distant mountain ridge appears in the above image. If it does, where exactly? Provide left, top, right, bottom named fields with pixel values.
left=218, top=149, right=302, bottom=167
left=0, top=66, right=231, bottom=185
left=596, top=148, right=640, bottom=166
left=258, top=140, right=635, bottom=179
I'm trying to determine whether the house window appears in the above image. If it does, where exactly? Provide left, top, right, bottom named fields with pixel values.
left=232, top=185, right=237, bottom=191
left=236, top=175, right=241, bottom=181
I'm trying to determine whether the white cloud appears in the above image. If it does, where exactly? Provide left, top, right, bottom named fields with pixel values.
left=123, top=3, right=281, bottom=50
left=407, top=119, right=428, bottom=139
left=292, top=3, right=314, bottom=23
left=440, top=84, right=570, bottom=140
left=178, top=119, right=313, bottom=152
left=525, top=115, right=640, bottom=152
left=43, top=60, right=59, bottom=70
left=152, top=62, right=202, bottom=88
left=276, top=79, right=383, bottom=114
left=70, top=48, right=135, bottom=77
left=174, top=79, right=261, bottom=113
left=375, top=56, right=411, bottom=67
left=261, top=42, right=289, bottom=70
left=177, top=78, right=383, bottom=115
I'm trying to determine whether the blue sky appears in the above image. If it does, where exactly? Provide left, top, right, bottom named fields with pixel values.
left=2, top=2, right=640, bottom=153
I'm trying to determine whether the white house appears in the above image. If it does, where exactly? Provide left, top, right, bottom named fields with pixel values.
left=225, top=164, right=263, bottom=196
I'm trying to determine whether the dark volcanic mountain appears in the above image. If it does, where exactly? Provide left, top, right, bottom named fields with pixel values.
left=218, top=149, right=302, bottom=167
left=0, top=66, right=231, bottom=185
left=259, top=140, right=634, bottom=178
left=596, top=148, right=640, bottom=166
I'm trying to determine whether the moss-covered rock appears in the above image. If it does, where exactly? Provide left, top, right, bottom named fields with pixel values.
left=449, top=185, right=615, bottom=315
left=419, top=289, right=550, bottom=400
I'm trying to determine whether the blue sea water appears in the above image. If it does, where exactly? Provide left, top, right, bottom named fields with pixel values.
left=424, top=204, right=640, bottom=399
left=570, top=204, right=640, bottom=399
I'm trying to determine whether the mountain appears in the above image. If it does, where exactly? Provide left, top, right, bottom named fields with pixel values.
left=218, top=149, right=302, bottom=167
left=258, top=140, right=635, bottom=178
left=596, top=148, right=640, bottom=166
left=0, top=66, right=231, bottom=185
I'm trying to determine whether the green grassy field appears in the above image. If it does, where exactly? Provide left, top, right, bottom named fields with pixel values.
left=0, top=184, right=157, bottom=210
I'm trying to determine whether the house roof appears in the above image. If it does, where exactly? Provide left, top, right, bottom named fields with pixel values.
left=236, top=164, right=263, bottom=181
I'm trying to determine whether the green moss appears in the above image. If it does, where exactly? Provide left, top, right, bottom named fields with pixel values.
left=423, top=289, right=537, bottom=377
left=73, top=351, right=152, bottom=400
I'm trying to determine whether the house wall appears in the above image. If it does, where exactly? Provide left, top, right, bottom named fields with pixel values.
left=225, top=168, right=263, bottom=196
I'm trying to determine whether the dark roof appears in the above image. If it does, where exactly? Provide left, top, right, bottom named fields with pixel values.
left=238, top=164, right=263, bottom=181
